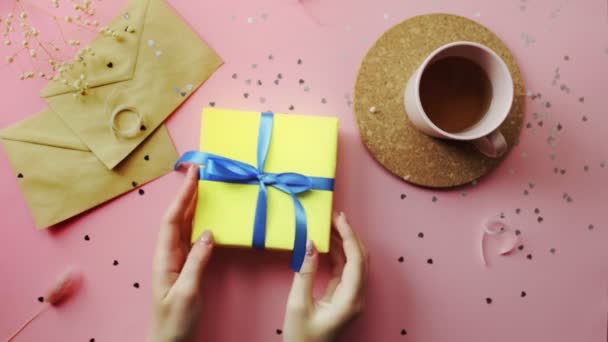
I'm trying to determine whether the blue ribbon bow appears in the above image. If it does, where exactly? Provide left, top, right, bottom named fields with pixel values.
left=174, top=112, right=334, bottom=272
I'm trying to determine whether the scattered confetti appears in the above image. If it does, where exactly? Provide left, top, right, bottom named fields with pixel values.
left=297, top=58, right=303, bottom=65
left=232, top=73, right=237, bottom=79
left=113, top=260, right=119, bottom=266
left=133, top=282, right=139, bottom=288
left=427, top=258, right=433, bottom=264
left=400, top=194, right=406, bottom=199
left=588, top=224, right=594, bottom=230
left=84, top=235, right=90, bottom=241
left=520, top=32, right=536, bottom=46
left=518, top=245, right=524, bottom=250
left=418, top=232, right=424, bottom=238
left=276, top=329, right=282, bottom=335
left=431, top=196, right=437, bottom=202
left=549, top=248, right=556, bottom=254
left=154, top=50, right=162, bottom=57
left=321, top=98, right=327, bottom=104
left=486, top=297, right=493, bottom=304
left=138, top=189, right=145, bottom=196
left=369, top=106, right=376, bottom=113
left=398, top=256, right=404, bottom=263
left=526, top=254, right=533, bottom=260
left=37, top=296, right=44, bottom=303
left=147, top=39, right=155, bottom=47
left=247, top=17, right=253, bottom=24
left=521, top=291, right=527, bottom=297
left=401, top=329, right=407, bottom=335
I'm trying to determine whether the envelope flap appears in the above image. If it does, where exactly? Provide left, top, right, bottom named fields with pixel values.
left=0, top=109, right=89, bottom=151
left=37, top=0, right=222, bottom=170
left=40, top=0, right=149, bottom=98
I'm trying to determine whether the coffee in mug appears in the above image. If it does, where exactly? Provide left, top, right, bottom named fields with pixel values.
left=404, top=41, right=514, bottom=158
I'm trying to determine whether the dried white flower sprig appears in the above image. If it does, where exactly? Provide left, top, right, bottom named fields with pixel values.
left=1, top=0, right=105, bottom=82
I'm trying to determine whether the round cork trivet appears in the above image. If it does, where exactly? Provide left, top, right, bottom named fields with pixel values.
left=354, top=13, right=525, bottom=188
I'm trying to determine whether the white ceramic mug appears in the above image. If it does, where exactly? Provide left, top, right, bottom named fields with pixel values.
left=404, top=41, right=513, bottom=158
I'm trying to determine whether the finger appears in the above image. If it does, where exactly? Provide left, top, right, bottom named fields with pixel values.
left=174, top=230, right=214, bottom=292
left=320, top=234, right=346, bottom=303
left=184, top=188, right=198, bottom=224
left=182, top=186, right=198, bottom=238
left=154, top=165, right=199, bottom=268
left=163, top=165, right=199, bottom=226
left=286, top=240, right=319, bottom=312
left=152, top=166, right=200, bottom=297
left=332, top=212, right=367, bottom=303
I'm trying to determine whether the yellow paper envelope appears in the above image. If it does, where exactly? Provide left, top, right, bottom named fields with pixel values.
left=41, top=0, right=223, bottom=169
left=192, top=108, right=339, bottom=253
left=0, top=0, right=222, bottom=228
left=0, top=109, right=177, bottom=228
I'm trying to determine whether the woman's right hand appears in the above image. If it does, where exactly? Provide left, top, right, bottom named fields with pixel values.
left=282, top=212, right=369, bottom=342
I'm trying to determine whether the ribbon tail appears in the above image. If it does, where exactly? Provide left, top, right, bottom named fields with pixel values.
left=290, top=195, right=308, bottom=272
left=252, top=182, right=268, bottom=250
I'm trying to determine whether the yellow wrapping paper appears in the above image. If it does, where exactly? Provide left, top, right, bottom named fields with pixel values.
left=192, top=108, right=339, bottom=253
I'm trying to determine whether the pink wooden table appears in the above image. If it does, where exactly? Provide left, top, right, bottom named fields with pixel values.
left=1, top=0, right=607, bottom=341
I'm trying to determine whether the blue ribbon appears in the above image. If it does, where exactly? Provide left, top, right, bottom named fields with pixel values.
left=174, top=112, right=334, bottom=272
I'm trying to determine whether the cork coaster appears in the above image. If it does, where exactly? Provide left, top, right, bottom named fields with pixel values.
left=354, top=13, right=525, bottom=188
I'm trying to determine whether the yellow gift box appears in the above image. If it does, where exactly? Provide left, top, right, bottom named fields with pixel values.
left=189, top=108, right=338, bottom=255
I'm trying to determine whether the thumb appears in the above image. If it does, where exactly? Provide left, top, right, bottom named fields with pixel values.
left=175, top=230, right=214, bottom=291
left=287, top=240, right=319, bottom=311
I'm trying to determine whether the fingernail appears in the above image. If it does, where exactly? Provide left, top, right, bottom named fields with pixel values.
left=200, top=230, right=213, bottom=245
left=339, top=211, right=347, bottom=222
left=306, top=240, right=314, bottom=256
left=188, top=164, right=198, bottom=174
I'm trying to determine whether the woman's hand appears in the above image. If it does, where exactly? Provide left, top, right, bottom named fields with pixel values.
left=149, top=165, right=214, bottom=342
left=283, top=212, right=369, bottom=342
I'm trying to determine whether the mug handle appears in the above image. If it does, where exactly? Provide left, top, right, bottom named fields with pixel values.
left=472, top=130, right=507, bottom=158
